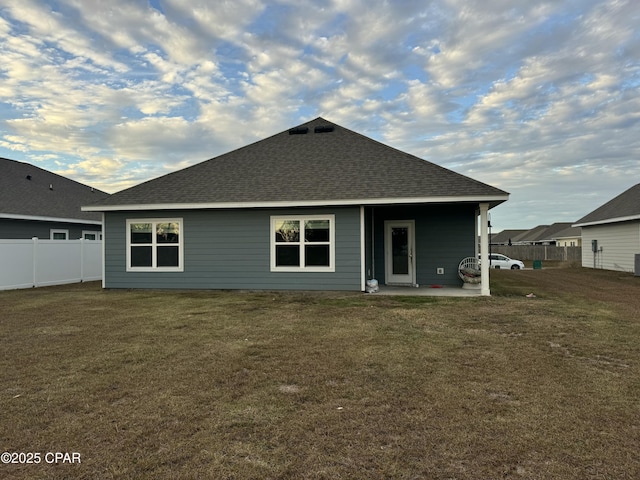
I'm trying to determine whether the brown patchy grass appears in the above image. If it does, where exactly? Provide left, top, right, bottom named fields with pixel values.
left=1, top=268, right=639, bottom=479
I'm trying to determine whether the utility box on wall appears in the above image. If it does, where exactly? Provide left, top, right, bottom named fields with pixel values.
left=635, top=254, right=640, bottom=276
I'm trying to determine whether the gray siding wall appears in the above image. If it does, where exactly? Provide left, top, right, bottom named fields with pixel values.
left=0, top=218, right=101, bottom=240
left=104, top=207, right=362, bottom=290
left=370, top=204, right=477, bottom=286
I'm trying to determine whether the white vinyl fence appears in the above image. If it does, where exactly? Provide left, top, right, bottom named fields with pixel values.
left=0, top=238, right=102, bottom=290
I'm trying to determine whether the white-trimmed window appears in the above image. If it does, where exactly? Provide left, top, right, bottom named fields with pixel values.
left=270, top=215, right=335, bottom=272
left=82, top=230, right=102, bottom=240
left=50, top=229, right=69, bottom=240
left=126, top=219, right=183, bottom=272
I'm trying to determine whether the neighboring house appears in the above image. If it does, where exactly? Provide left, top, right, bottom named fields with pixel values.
left=529, top=222, right=574, bottom=245
left=83, top=117, right=509, bottom=294
left=509, top=225, right=550, bottom=245
left=508, top=223, right=573, bottom=245
left=489, top=229, right=527, bottom=246
left=1, top=158, right=108, bottom=239
left=574, top=183, right=640, bottom=272
left=553, top=226, right=582, bottom=247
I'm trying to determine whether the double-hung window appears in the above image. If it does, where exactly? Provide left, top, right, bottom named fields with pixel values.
left=271, top=215, right=335, bottom=272
left=127, top=219, right=183, bottom=272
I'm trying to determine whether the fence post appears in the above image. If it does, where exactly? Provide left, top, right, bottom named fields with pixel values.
left=80, top=238, right=85, bottom=282
left=32, top=237, right=38, bottom=288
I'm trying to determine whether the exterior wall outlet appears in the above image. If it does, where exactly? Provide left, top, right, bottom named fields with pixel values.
left=437, top=267, right=445, bottom=274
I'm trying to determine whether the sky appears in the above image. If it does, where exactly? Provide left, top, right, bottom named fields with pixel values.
left=1, top=0, right=639, bottom=232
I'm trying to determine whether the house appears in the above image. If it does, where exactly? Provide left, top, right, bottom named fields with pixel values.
left=83, top=118, right=509, bottom=294
left=507, top=223, right=574, bottom=245
left=1, top=158, right=108, bottom=240
left=574, top=183, right=640, bottom=272
left=553, top=226, right=582, bottom=247
left=508, top=225, right=550, bottom=245
left=528, top=223, right=574, bottom=245
left=489, top=229, right=527, bottom=246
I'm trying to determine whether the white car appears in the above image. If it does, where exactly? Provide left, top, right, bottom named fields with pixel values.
left=480, top=254, right=525, bottom=270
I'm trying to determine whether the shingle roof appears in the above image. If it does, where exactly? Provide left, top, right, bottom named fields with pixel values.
left=512, top=223, right=572, bottom=243
left=490, top=229, right=527, bottom=244
left=512, top=225, right=550, bottom=243
left=531, top=222, right=574, bottom=242
left=574, top=183, right=640, bottom=226
left=85, top=117, right=508, bottom=211
left=552, top=226, right=581, bottom=239
left=0, top=158, right=108, bottom=222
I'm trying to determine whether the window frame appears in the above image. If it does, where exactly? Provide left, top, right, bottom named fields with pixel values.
left=126, top=218, right=184, bottom=272
left=270, top=215, right=335, bottom=272
left=50, top=229, right=69, bottom=240
left=82, top=230, right=102, bottom=240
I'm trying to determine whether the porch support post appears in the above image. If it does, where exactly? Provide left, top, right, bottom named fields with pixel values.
left=479, top=203, right=490, bottom=296
left=360, top=206, right=366, bottom=292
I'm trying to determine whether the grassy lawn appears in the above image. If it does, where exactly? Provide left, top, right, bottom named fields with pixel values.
left=1, top=268, right=639, bottom=479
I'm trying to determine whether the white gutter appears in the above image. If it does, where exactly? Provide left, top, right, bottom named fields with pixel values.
left=0, top=213, right=102, bottom=225
left=573, top=214, right=640, bottom=228
left=83, top=194, right=509, bottom=212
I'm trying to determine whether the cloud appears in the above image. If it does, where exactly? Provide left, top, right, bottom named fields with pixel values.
left=107, top=116, right=196, bottom=159
left=0, top=0, right=639, bottom=227
left=162, top=0, right=265, bottom=43
left=2, top=0, right=129, bottom=72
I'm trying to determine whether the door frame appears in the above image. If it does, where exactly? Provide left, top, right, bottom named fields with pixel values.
left=384, top=220, right=416, bottom=286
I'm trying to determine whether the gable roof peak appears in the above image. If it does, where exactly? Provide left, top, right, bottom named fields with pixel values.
left=84, top=118, right=508, bottom=211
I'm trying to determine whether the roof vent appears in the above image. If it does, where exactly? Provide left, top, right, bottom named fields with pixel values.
left=288, top=127, right=309, bottom=135
left=314, top=125, right=334, bottom=133
left=49, top=184, right=53, bottom=190
left=26, top=174, right=32, bottom=180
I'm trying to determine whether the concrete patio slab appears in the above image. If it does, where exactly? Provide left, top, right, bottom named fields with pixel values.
left=370, top=285, right=484, bottom=297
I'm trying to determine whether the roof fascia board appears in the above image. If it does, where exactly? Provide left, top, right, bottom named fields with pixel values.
left=83, top=195, right=509, bottom=212
left=0, top=213, right=102, bottom=225
left=573, top=214, right=640, bottom=228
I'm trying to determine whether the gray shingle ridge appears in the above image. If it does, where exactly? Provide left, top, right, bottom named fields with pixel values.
left=90, top=117, right=509, bottom=208
left=553, top=226, right=581, bottom=239
left=575, top=182, right=640, bottom=225
left=1, top=157, right=108, bottom=221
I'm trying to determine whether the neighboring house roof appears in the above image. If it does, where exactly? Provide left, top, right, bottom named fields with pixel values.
left=552, top=226, right=581, bottom=240
left=84, top=117, right=508, bottom=212
left=574, top=183, right=640, bottom=227
left=512, top=223, right=574, bottom=244
left=511, top=225, right=550, bottom=244
left=0, top=158, right=108, bottom=224
left=490, top=229, right=527, bottom=244
left=530, top=222, right=574, bottom=243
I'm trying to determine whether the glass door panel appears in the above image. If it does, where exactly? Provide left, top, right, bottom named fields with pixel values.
left=391, top=227, right=409, bottom=275
left=384, top=220, right=416, bottom=285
